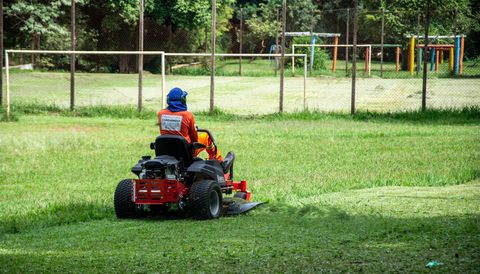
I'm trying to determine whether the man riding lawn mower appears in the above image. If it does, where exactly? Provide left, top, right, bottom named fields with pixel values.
left=114, top=88, right=263, bottom=219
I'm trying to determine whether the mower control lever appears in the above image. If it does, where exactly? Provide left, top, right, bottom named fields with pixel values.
left=196, top=128, right=218, bottom=156
left=191, top=142, right=206, bottom=150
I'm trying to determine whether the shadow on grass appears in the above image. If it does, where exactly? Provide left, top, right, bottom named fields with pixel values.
left=0, top=202, right=113, bottom=235
left=1, top=203, right=479, bottom=272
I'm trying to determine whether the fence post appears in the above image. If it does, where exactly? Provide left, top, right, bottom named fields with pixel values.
left=5, top=51, right=9, bottom=117
left=380, top=9, right=384, bottom=78
left=210, top=0, right=216, bottom=113
left=138, top=0, right=144, bottom=112
left=0, top=0, right=3, bottom=106
left=70, top=0, right=76, bottom=111
left=275, top=9, right=279, bottom=77
left=161, top=52, right=166, bottom=109
left=345, top=8, right=350, bottom=75
left=351, top=0, right=358, bottom=115
left=416, top=11, right=421, bottom=76
left=422, top=0, right=430, bottom=111
left=239, top=7, right=243, bottom=76
left=279, top=0, right=286, bottom=113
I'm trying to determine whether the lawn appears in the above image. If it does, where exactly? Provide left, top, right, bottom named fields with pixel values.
left=0, top=110, right=479, bottom=272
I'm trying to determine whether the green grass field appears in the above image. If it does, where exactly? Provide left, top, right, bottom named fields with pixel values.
left=1, top=110, right=479, bottom=272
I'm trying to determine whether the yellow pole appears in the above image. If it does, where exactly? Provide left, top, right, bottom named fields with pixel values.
left=449, top=47, right=454, bottom=71
left=440, top=50, right=444, bottom=64
left=409, top=35, right=415, bottom=75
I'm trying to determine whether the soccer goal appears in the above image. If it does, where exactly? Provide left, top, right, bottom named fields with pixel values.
left=4, top=50, right=166, bottom=117
left=4, top=50, right=307, bottom=116
left=164, top=52, right=308, bottom=114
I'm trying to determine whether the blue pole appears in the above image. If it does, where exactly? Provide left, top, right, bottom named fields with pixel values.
left=430, top=47, right=435, bottom=71
left=269, top=45, right=274, bottom=62
left=454, top=36, right=460, bottom=75
left=310, top=35, right=316, bottom=74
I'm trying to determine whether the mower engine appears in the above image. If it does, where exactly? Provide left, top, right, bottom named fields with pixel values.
left=133, top=155, right=180, bottom=180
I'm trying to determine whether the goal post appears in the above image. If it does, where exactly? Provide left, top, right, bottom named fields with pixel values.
left=5, top=49, right=166, bottom=118
left=155, top=52, right=309, bottom=111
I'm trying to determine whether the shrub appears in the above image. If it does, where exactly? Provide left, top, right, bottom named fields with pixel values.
left=289, top=36, right=329, bottom=70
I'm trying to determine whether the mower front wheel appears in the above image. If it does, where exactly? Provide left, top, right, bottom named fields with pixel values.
left=189, top=179, right=222, bottom=220
left=114, top=179, right=138, bottom=219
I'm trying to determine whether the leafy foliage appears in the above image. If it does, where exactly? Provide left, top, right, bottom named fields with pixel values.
left=290, top=36, right=329, bottom=70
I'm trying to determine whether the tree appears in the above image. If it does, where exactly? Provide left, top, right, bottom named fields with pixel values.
left=244, top=1, right=281, bottom=53
left=5, top=0, right=69, bottom=51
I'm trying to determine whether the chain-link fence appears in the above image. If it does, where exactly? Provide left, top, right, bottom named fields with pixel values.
left=301, top=6, right=480, bottom=113
left=2, top=2, right=479, bottom=116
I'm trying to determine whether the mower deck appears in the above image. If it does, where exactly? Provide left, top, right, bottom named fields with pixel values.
left=222, top=197, right=265, bottom=216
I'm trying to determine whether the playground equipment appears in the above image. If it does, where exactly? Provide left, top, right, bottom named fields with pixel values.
left=292, top=44, right=372, bottom=76
left=285, top=32, right=342, bottom=74
left=268, top=44, right=282, bottom=68
left=409, top=35, right=465, bottom=75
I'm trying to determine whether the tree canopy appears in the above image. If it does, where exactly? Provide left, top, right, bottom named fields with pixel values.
left=3, top=0, right=479, bottom=71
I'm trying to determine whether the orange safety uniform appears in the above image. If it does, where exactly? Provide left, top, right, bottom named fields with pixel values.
left=158, top=109, right=222, bottom=161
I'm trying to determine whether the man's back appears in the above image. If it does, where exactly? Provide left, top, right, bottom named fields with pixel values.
left=157, top=109, right=198, bottom=143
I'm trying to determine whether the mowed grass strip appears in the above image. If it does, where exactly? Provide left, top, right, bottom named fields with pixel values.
left=0, top=113, right=478, bottom=234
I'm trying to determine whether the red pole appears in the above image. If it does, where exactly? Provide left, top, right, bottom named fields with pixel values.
left=365, top=47, right=369, bottom=72
left=332, top=36, right=338, bottom=72
left=396, top=47, right=400, bottom=72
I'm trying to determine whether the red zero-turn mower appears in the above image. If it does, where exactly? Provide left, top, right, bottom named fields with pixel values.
left=114, top=129, right=263, bottom=219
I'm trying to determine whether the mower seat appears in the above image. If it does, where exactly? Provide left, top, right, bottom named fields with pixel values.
left=153, top=135, right=193, bottom=167
left=222, top=151, right=235, bottom=173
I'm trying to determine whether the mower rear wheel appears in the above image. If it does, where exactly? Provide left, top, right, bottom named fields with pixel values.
left=189, top=179, right=222, bottom=220
left=114, top=179, right=138, bottom=219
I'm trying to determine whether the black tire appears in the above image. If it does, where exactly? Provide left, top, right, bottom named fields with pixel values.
left=234, top=191, right=247, bottom=200
left=114, top=179, right=138, bottom=219
left=189, top=179, right=223, bottom=220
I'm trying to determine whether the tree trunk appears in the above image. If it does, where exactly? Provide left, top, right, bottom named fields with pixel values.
left=118, top=25, right=136, bottom=73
